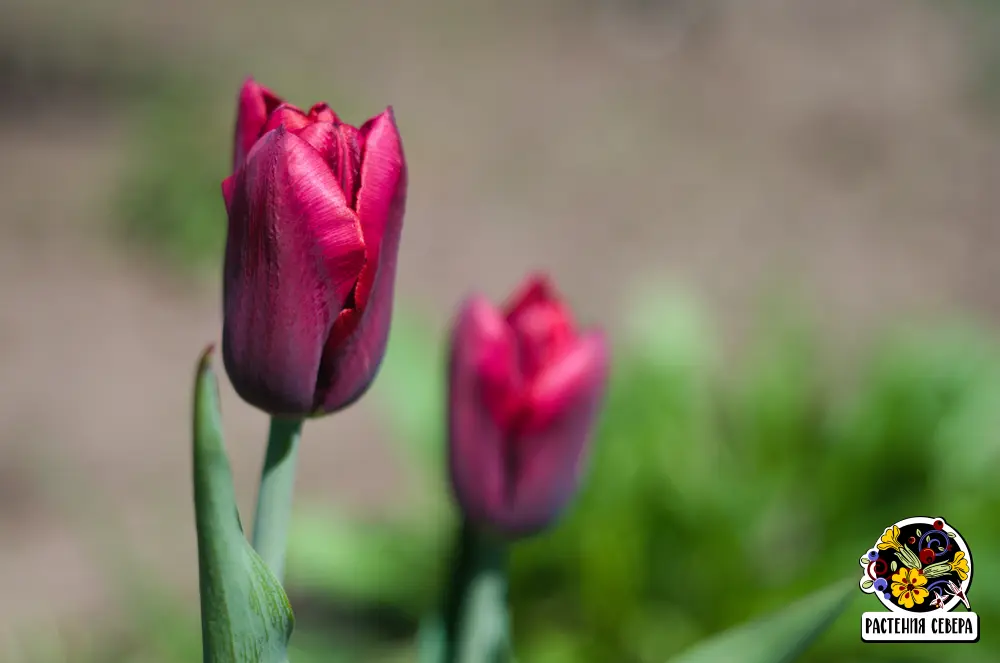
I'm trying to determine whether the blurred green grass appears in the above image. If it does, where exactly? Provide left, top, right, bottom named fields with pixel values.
left=318, top=297, right=1000, bottom=663
left=44, top=293, right=1000, bottom=663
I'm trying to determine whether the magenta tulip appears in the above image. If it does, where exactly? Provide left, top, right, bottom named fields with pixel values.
left=221, top=78, right=407, bottom=417
left=448, top=275, right=610, bottom=537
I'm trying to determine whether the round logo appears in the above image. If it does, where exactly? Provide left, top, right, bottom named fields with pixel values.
left=859, top=516, right=972, bottom=613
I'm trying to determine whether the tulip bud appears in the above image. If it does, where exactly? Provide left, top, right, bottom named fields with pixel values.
left=447, top=275, right=610, bottom=537
left=221, top=78, right=407, bottom=417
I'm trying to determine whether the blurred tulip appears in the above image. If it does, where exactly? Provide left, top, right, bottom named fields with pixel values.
left=221, top=78, right=407, bottom=417
left=448, top=275, right=610, bottom=537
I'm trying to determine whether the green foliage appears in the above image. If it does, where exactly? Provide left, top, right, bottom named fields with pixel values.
left=193, top=350, right=295, bottom=663
left=665, top=580, right=854, bottom=663
left=26, top=293, right=1000, bottom=663
left=285, top=506, right=450, bottom=619
left=284, top=292, right=1000, bottom=663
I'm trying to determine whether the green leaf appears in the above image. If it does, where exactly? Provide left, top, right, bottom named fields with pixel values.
left=193, top=348, right=295, bottom=663
left=665, top=580, right=853, bottom=663
left=861, top=579, right=873, bottom=590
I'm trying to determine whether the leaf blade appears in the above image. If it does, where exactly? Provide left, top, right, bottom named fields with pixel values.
left=665, top=580, right=853, bottom=663
left=193, top=347, right=295, bottom=663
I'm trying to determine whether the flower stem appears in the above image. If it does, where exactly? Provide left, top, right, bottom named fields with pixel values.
left=251, top=416, right=304, bottom=583
left=440, top=519, right=512, bottom=663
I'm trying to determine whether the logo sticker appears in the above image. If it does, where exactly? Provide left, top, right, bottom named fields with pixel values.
left=859, top=516, right=977, bottom=642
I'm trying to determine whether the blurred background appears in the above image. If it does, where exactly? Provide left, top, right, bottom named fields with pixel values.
left=2, top=0, right=1000, bottom=660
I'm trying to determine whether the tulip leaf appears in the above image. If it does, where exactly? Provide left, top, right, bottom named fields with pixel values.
left=194, top=348, right=295, bottom=663
left=665, top=580, right=853, bottom=663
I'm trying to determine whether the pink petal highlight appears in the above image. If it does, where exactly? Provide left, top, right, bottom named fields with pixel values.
left=447, top=297, right=519, bottom=528
left=503, top=273, right=559, bottom=320
left=296, top=121, right=362, bottom=208
left=467, top=296, right=522, bottom=427
left=308, top=103, right=339, bottom=123
left=520, top=332, right=609, bottom=434
left=221, top=128, right=366, bottom=415
left=504, top=331, right=610, bottom=534
left=221, top=175, right=236, bottom=215
left=261, top=104, right=313, bottom=136
left=233, top=78, right=283, bottom=171
left=274, top=131, right=368, bottom=307
left=311, top=107, right=407, bottom=414
left=353, top=107, right=405, bottom=309
left=504, top=274, right=577, bottom=379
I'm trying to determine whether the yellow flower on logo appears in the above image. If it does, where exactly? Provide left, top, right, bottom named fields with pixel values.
left=950, top=551, right=970, bottom=581
left=878, top=525, right=902, bottom=551
left=891, top=567, right=929, bottom=609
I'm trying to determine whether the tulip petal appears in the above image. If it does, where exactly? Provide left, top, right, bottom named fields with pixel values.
left=222, top=128, right=366, bottom=416
left=447, top=297, right=520, bottom=528
left=504, top=331, right=610, bottom=534
left=503, top=273, right=558, bottom=321
left=296, top=122, right=362, bottom=208
left=505, top=276, right=576, bottom=379
left=313, top=107, right=407, bottom=413
left=308, top=103, right=339, bottom=123
left=261, top=104, right=313, bottom=136
left=221, top=176, right=236, bottom=215
left=353, top=107, right=406, bottom=311
left=233, top=78, right=283, bottom=171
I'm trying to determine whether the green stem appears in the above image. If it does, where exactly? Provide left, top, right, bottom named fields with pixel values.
left=441, top=520, right=511, bottom=663
left=251, top=416, right=304, bottom=583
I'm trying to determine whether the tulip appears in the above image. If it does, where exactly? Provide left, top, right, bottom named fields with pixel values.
left=221, top=78, right=407, bottom=417
left=448, top=275, right=610, bottom=537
